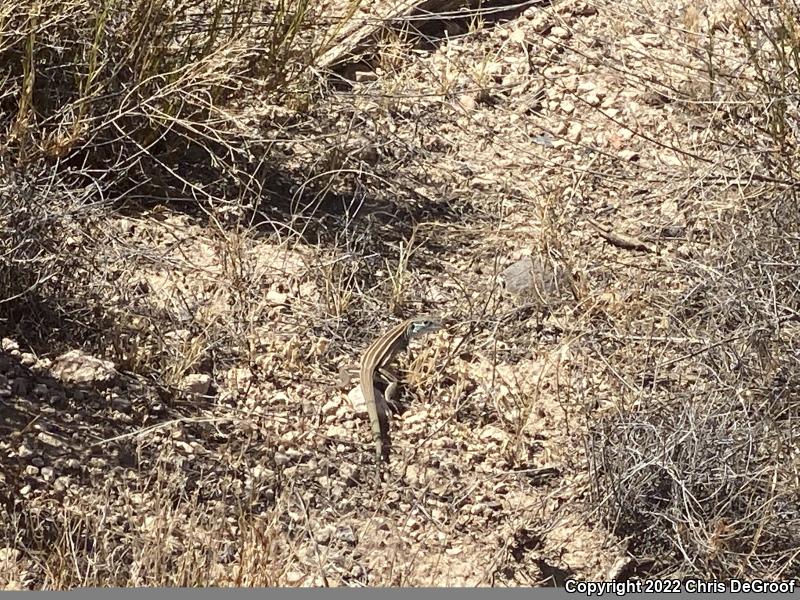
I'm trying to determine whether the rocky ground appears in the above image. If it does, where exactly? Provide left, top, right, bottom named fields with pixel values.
left=2, top=0, right=798, bottom=587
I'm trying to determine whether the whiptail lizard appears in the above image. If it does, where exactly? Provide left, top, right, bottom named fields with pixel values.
left=360, top=315, right=441, bottom=462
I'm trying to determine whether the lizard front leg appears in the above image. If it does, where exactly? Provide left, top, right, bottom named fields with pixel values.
left=376, top=366, right=402, bottom=412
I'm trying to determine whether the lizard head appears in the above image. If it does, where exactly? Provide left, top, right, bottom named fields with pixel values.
left=407, top=316, right=441, bottom=338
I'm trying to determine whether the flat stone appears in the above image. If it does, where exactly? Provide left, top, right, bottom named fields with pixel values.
left=180, top=374, right=211, bottom=396
left=51, top=350, right=117, bottom=386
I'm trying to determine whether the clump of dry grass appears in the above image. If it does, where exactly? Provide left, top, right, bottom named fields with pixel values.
left=0, top=176, right=101, bottom=343
left=590, top=370, right=800, bottom=578
left=0, top=0, right=317, bottom=198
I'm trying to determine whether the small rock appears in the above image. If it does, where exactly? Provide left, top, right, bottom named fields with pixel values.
left=660, top=198, right=679, bottom=219
left=618, top=149, right=640, bottom=161
left=285, top=571, right=305, bottom=584
left=550, top=26, right=570, bottom=39
left=676, top=244, right=693, bottom=259
left=37, top=432, right=62, bottom=448
left=51, top=350, right=117, bottom=386
left=285, top=449, right=303, bottom=462
left=347, top=386, right=368, bottom=414
left=339, top=463, right=361, bottom=486
left=1, top=338, right=20, bottom=353
left=660, top=225, right=686, bottom=239
left=584, top=92, right=601, bottom=106
left=174, top=441, right=194, bottom=455
left=658, top=151, right=682, bottom=167
left=501, top=255, right=572, bottom=305
left=265, top=289, right=289, bottom=306
left=567, top=121, right=583, bottom=142
left=502, top=256, right=536, bottom=296
left=251, top=465, right=275, bottom=480
left=403, top=411, right=428, bottom=426
left=458, top=94, right=476, bottom=111
left=24, top=465, right=39, bottom=476
left=88, top=457, right=107, bottom=469
left=335, top=403, right=352, bottom=420
left=350, top=565, right=366, bottom=579
left=41, top=466, right=54, bottom=481
left=639, top=33, right=662, bottom=47
left=539, top=37, right=559, bottom=51
left=617, top=127, right=635, bottom=141
left=18, top=445, right=34, bottom=458
left=325, top=425, right=349, bottom=441
left=280, top=430, right=298, bottom=444
left=111, top=395, right=132, bottom=412
left=321, top=398, right=339, bottom=417
left=336, top=525, right=357, bottom=544
left=480, top=425, right=510, bottom=444
left=406, top=464, right=421, bottom=485
left=560, top=99, right=575, bottom=114
left=189, top=442, right=207, bottom=455
left=180, top=374, right=211, bottom=396
left=315, top=525, right=335, bottom=545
